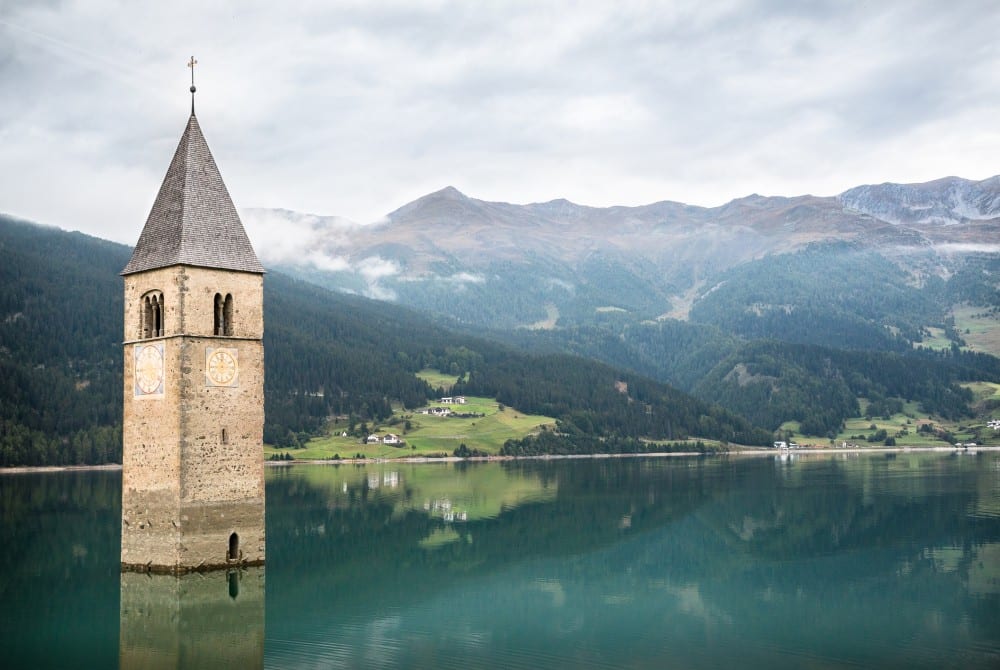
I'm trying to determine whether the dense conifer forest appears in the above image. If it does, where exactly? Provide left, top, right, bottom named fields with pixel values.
left=0, top=216, right=772, bottom=465
left=499, top=243, right=1000, bottom=438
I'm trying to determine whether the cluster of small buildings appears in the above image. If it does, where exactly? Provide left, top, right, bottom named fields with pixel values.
left=773, top=441, right=800, bottom=449
left=420, top=407, right=453, bottom=417
left=366, top=433, right=403, bottom=445
left=988, top=419, right=1000, bottom=431
left=418, top=398, right=467, bottom=417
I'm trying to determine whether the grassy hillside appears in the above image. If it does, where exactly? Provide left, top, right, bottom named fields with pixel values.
left=266, top=391, right=557, bottom=459
left=774, top=381, right=1000, bottom=447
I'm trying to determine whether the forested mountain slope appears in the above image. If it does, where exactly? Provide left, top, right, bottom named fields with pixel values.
left=0, top=217, right=126, bottom=465
left=0, top=216, right=770, bottom=465
left=247, top=177, right=1000, bottom=443
left=264, top=244, right=999, bottom=445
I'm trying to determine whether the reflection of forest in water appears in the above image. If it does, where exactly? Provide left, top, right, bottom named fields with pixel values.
left=267, top=454, right=1000, bottom=586
left=0, top=471, right=121, bottom=669
left=1, top=453, right=999, bottom=668
left=265, top=454, right=1000, bottom=666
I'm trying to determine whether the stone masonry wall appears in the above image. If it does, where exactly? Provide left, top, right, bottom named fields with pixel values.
left=122, top=266, right=265, bottom=571
left=123, top=266, right=263, bottom=341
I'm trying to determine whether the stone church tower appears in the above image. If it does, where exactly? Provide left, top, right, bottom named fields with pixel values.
left=120, top=104, right=265, bottom=573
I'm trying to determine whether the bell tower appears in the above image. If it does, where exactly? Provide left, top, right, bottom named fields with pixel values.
left=120, top=76, right=265, bottom=572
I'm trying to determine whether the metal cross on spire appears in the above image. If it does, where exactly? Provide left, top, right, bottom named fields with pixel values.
left=187, top=56, right=198, bottom=114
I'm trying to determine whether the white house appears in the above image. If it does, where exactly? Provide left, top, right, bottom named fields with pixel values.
left=382, top=434, right=402, bottom=445
left=440, top=397, right=454, bottom=404
left=366, top=434, right=381, bottom=444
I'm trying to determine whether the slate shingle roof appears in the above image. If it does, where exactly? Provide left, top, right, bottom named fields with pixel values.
left=122, top=113, right=264, bottom=275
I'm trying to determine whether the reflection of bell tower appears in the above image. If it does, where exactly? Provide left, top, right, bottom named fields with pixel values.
left=121, top=71, right=265, bottom=572
left=120, top=569, right=265, bottom=669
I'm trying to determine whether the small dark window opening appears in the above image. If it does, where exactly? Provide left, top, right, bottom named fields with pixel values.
left=152, top=295, right=162, bottom=336
left=142, top=297, right=152, bottom=338
left=214, top=293, right=224, bottom=335
left=221, top=428, right=228, bottom=444
left=223, top=294, right=234, bottom=336
left=228, top=532, right=239, bottom=560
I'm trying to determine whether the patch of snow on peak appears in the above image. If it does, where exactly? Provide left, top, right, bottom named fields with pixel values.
left=838, top=176, right=1000, bottom=226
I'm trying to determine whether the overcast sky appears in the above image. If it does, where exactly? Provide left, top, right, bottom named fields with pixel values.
left=1, top=0, right=998, bottom=244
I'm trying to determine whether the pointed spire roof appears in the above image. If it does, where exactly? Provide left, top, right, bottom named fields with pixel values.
left=122, top=113, right=264, bottom=275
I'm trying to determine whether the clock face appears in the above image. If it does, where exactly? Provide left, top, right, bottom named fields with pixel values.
left=134, top=343, right=164, bottom=396
left=206, top=347, right=239, bottom=387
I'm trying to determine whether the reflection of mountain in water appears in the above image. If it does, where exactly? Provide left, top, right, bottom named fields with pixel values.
left=264, top=455, right=1000, bottom=668
left=0, top=471, right=121, bottom=669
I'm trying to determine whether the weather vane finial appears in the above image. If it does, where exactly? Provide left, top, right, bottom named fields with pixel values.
left=187, top=56, right=198, bottom=114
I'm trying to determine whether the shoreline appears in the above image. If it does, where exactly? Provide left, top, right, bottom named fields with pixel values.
left=3, top=445, right=998, bottom=475
left=0, top=463, right=123, bottom=475
left=268, top=444, right=1000, bottom=467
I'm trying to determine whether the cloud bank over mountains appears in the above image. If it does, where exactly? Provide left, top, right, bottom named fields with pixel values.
left=2, top=1, right=1000, bottom=244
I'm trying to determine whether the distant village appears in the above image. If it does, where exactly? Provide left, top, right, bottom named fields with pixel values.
left=362, top=396, right=475, bottom=446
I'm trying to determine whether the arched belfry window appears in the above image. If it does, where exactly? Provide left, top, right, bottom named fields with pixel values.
left=214, top=293, right=234, bottom=336
left=140, top=291, right=164, bottom=339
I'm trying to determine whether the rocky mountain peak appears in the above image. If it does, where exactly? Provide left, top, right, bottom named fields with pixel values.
left=386, top=185, right=480, bottom=225
left=434, top=185, right=467, bottom=200
left=839, top=175, right=1000, bottom=226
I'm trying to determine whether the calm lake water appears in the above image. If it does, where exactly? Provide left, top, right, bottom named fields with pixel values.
left=2, top=452, right=999, bottom=669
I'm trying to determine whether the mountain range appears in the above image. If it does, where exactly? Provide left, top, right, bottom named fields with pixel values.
left=245, top=174, right=1000, bottom=444
left=2, top=174, right=999, bottom=466
left=244, top=175, right=1000, bottom=327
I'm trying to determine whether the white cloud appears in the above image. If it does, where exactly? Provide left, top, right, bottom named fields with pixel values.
left=929, top=243, right=1000, bottom=255
left=448, top=272, right=484, bottom=284
left=241, top=208, right=358, bottom=269
left=1, top=0, right=999, bottom=243
left=358, top=256, right=400, bottom=282
left=364, top=284, right=397, bottom=301
left=357, top=255, right=400, bottom=300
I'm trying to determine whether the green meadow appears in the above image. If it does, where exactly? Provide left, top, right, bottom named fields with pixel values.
left=781, top=390, right=999, bottom=447
left=915, top=306, right=1000, bottom=357
left=953, top=305, right=1000, bottom=358
left=415, top=368, right=461, bottom=390
left=265, top=372, right=557, bottom=460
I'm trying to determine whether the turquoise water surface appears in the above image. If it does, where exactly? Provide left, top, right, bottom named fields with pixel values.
left=2, top=452, right=999, bottom=668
